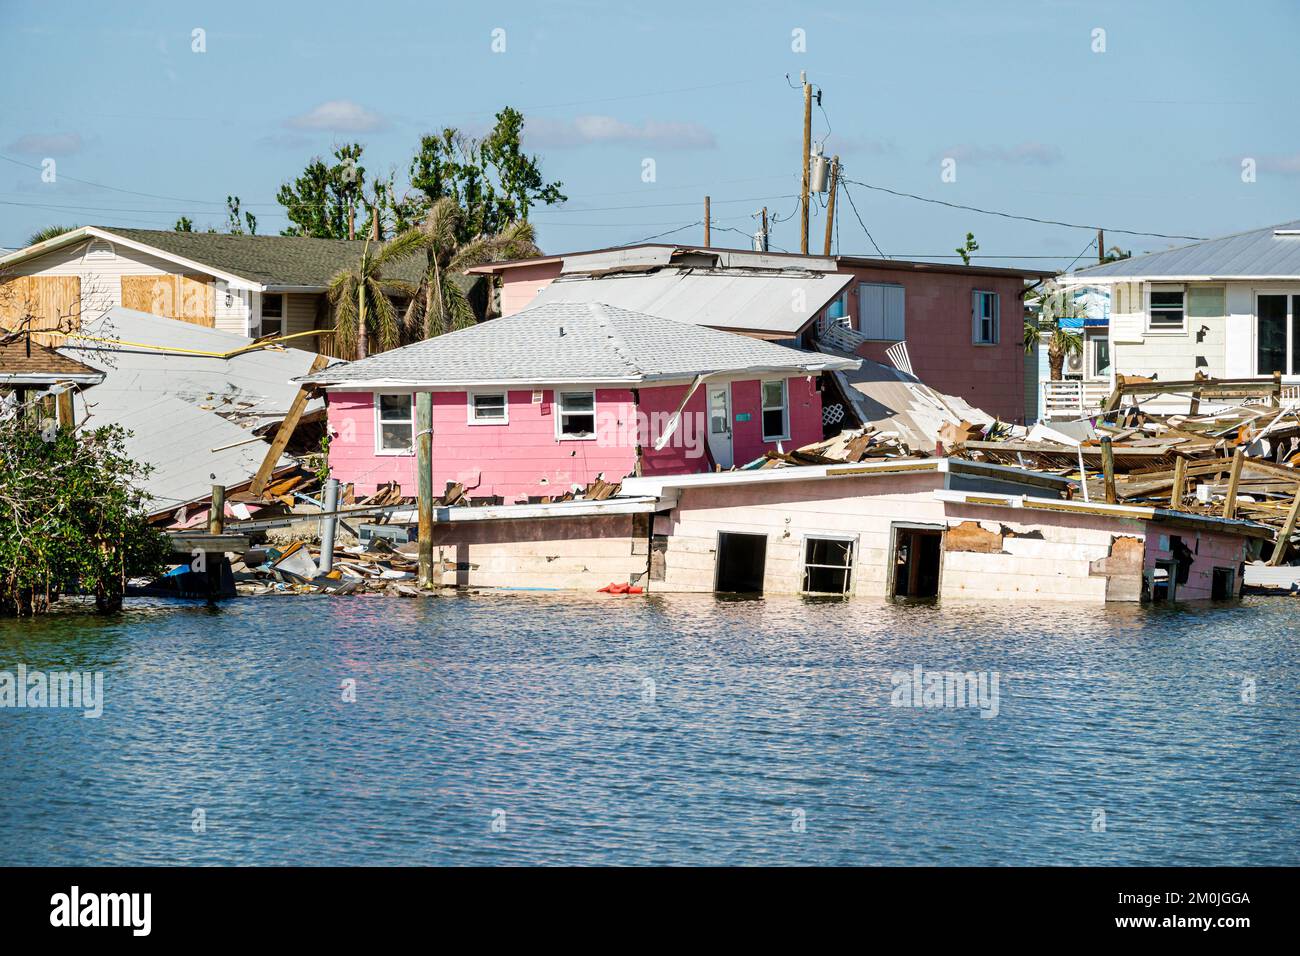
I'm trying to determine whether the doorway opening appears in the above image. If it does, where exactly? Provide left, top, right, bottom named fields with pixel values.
left=1211, top=566, right=1235, bottom=600
left=716, top=531, right=767, bottom=593
left=891, top=526, right=943, bottom=599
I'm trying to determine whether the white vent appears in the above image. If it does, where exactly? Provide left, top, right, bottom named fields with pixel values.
left=85, top=239, right=114, bottom=260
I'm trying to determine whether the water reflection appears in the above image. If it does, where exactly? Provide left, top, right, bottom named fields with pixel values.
left=0, top=593, right=1295, bottom=865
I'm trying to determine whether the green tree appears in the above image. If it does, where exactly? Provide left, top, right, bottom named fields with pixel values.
left=407, top=107, right=565, bottom=242
left=326, top=229, right=426, bottom=359
left=174, top=216, right=194, bottom=232
left=277, top=144, right=368, bottom=239
left=226, top=196, right=257, bottom=235
left=0, top=412, right=169, bottom=616
left=955, top=232, right=980, bottom=265
left=1024, top=288, right=1084, bottom=381
left=26, top=224, right=79, bottom=246
left=402, top=197, right=540, bottom=339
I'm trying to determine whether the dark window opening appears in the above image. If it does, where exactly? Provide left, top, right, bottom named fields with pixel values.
left=1211, top=567, right=1235, bottom=600
left=803, top=537, right=854, bottom=594
left=892, top=527, right=942, bottom=599
left=716, top=532, right=767, bottom=593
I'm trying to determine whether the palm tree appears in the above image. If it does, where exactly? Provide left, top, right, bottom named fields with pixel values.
left=1024, top=287, right=1084, bottom=381
left=402, top=197, right=540, bottom=340
left=327, top=229, right=427, bottom=359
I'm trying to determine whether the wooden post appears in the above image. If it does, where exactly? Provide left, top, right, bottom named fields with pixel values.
left=1222, top=447, right=1245, bottom=518
left=703, top=196, right=711, bottom=246
left=1097, top=228, right=1105, bottom=265
left=1188, top=370, right=1204, bottom=416
left=249, top=353, right=330, bottom=496
left=1100, top=437, right=1117, bottom=503
left=209, top=484, right=225, bottom=534
left=822, top=155, right=840, bottom=256
left=56, top=388, right=75, bottom=431
left=1170, top=455, right=1187, bottom=509
left=800, top=74, right=811, bottom=255
left=1272, top=370, right=1282, bottom=407
left=1102, top=373, right=1125, bottom=418
left=1268, top=487, right=1300, bottom=566
left=416, top=391, right=434, bottom=588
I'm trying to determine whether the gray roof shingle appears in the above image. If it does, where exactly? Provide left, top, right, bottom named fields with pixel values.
left=300, top=302, right=859, bottom=387
left=1071, top=219, right=1300, bottom=280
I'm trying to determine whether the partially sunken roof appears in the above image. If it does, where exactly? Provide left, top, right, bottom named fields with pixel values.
left=300, top=301, right=860, bottom=388
left=1069, top=220, right=1300, bottom=280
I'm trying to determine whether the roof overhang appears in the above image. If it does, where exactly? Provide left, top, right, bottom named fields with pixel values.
left=385, top=494, right=670, bottom=524
left=0, top=226, right=264, bottom=291
left=935, top=489, right=1275, bottom=539
left=0, top=372, right=104, bottom=386
left=1058, top=273, right=1300, bottom=285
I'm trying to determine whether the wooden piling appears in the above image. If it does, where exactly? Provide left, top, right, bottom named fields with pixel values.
left=1170, top=455, right=1187, bottom=509
left=1222, top=447, right=1245, bottom=519
left=416, top=392, right=434, bottom=588
left=1100, top=437, right=1117, bottom=503
left=209, top=484, right=225, bottom=534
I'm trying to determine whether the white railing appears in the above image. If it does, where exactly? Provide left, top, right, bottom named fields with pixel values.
left=818, top=314, right=868, bottom=352
left=1041, top=379, right=1111, bottom=419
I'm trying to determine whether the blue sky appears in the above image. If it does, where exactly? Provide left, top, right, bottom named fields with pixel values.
left=1, top=0, right=1296, bottom=267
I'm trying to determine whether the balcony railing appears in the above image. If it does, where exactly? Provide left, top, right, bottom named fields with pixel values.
left=1040, top=379, right=1111, bottom=419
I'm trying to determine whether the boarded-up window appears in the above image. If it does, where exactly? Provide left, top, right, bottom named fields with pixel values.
left=858, top=282, right=905, bottom=341
left=0, top=275, right=83, bottom=340
left=121, top=275, right=214, bottom=327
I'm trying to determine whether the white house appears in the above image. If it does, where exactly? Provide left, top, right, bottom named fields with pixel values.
left=1053, top=220, right=1300, bottom=413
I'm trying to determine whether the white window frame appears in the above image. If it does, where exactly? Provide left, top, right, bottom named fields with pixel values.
left=1253, top=290, right=1299, bottom=378
left=374, top=392, right=415, bottom=456
left=259, top=292, right=284, bottom=338
left=1146, top=283, right=1187, bottom=334
left=555, top=389, right=597, bottom=441
left=857, top=282, right=906, bottom=342
left=801, top=533, right=857, bottom=595
left=1088, top=333, right=1112, bottom=380
left=760, top=379, right=790, bottom=442
left=467, top=390, right=508, bottom=425
left=972, top=290, right=1000, bottom=345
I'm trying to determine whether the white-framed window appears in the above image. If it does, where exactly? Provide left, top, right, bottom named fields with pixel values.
left=802, top=535, right=856, bottom=595
left=556, top=390, right=596, bottom=439
left=971, top=291, right=1000, bottom=344
left=1147, top=284, right=1186, bottom=332
left=761, top=379, right=789, bottom=441
left=1089, top=335, right=1112, bottom=378
left=468, top=391, right=508, bottom=425
left=260, top=293, right=284, bottom=337
left=374, top=393, right=414, bottom=455
left=858, top=282, right=905, bottom=341
left=1255, top=292, right=1300, bottom=376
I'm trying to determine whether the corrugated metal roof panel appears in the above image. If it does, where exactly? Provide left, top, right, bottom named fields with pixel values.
left=532, top=268, right=852, bottom=336
left=1070, top=220, right=1300, bottom=280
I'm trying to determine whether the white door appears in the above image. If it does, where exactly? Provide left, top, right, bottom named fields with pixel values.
left=707, top=384, right=733, bottom=468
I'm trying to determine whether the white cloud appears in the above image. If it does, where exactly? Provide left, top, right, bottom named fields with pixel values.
left=525, top=114, right=716, bottom=149
left=7, top=132, right=83, bottom=157
left=934, top=142, right=1063, bottom=166
left=1257, top=154, right=1300, bottom=176
left=285, top=100, right=387, bottom=133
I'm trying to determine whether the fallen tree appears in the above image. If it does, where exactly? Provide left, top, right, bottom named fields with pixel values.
left=0, top=406, right=169, bottom=616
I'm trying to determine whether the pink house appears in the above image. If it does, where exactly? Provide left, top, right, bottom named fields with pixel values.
left=468, top=245, right=1054, bottom=423
left=299, top=301, right=859, bottom=501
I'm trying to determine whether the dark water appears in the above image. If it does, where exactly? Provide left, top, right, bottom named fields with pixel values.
left=1, top=593, right=1296, bottom=866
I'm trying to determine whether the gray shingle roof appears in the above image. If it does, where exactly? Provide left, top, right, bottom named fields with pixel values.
left=1070, top=219, right=1300, bottom=280
left=300, top=302, right=859, bottom=387
left=102, top=227, right=429, bottom=288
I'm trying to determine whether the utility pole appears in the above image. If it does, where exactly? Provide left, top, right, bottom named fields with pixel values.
left=800, top=71, right=812, bottom=255
left=704, top=195, right=711, bottom=246
left=760, top=207, right=768, bottom=251
left=822, top=155, right=840, bottom=256
left=1097, top=228, right=1105, bottom=265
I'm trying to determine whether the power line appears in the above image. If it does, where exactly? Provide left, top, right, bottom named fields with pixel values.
left=0, top=154, right=227, bottom=207
left=838, top=180, right=886, bottom=258
left=841, top=176, right=1205, bottom=241
left=626, top=221, right=703, bottom=245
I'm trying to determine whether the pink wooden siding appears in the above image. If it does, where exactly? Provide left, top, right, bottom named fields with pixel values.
left=498, top=261, right=559, bottom=317
left=1143, top=523, right=1246, bottom=600
left=325, top=375, right=824, bottom=500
